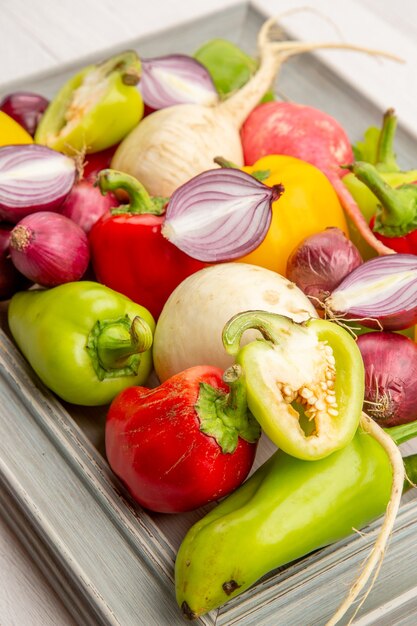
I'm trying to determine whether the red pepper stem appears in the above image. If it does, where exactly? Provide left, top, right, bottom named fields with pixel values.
left=348, top=161, right=417, bottom=236
left=222, top=364, right=248, bottom=421
left=86, top=315, right=153, bottom=381
left=97, top=169, right=165, bottom=215
left=376, top=108, right=400, bottom=172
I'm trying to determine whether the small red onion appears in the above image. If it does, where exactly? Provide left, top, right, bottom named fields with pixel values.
left=325, top=253, right=417, bottom=330
left=286, top=227, right=362, bottom=303
left=161, top=168, right=283, bottom=262
left=357, top=332, right=417, bottom=427
left=0, top=225, right=31, bottom=299
left=0, top=91, right=49, bottom=136
left=0, top=144, right=77, bottom=223
left=140, top=55, right=218, bottom=110
left=60, top=178, right=118, bottom=233
left=9, top=212, right=89, bottom=287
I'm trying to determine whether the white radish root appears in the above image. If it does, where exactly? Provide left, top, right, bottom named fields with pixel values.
left=112, top=16, right=401, bottom=197
left=326, top=412, right=404, bottom=626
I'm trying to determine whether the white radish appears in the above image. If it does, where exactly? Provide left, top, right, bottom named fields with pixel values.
left=112, top=17, right=400, bottom=197
left=152, top=263, right=317, bottom=382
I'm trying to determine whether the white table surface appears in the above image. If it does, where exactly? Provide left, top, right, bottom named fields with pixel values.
left=1, top=1, right=416, bottom=625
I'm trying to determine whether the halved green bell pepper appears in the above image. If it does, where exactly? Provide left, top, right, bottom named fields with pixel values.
left=35, top=51, right=144, bottom=154
left=8, top=281, right=155, bottom=406
left=222, top=311, right=364, bottom=460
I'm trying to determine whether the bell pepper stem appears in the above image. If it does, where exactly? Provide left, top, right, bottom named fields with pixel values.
left=347, top=161, right=417, bottom=234
left=222, top=364, right=248, bottom=422
left=87, top=314, right=153, bottom=381
left=213, top=156, right=271, bottom=182
left=97, top=169, right=166, bottom=215
left=376, top=108, right=400, bottom=172
left=222, top=310, right=297, bottom=356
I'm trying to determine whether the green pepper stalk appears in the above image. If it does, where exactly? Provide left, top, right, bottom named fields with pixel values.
left=346, top=161, right=417, bottom=250
left=344, top=109, right=417, bottom=259
left=35, top=51, right=144, bottom=154
left=222, top=310, right=364, bottom=461
left=7, top=281, right=155, bottom=405
left=175, top=413, right=412, bottom=622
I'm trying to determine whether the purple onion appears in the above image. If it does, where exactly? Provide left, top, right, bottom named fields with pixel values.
left=0, top=92, right=49, bottom=136
left=9, top=212, right=89, bottom=287
left=0, top=224, right=31, bottom=299
left=286, top=227, right=362, bottom=303
left=60, top=178, right=118, bottom=233
left=357, top=332, right=417, bottom=427
left=161, top=168, right=283, bottom=262
left=0, top=144, right=77, bottom=223
left=140, top=54, right=218, bottom=110
left=325, top=253, right=417, bottom=330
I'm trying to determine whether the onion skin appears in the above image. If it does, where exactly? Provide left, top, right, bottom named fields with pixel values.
left=153, top=263, right=317, bottom=381
left=286, top=227, right=362, bottom=304
left=9, top=212, right=90, bottom=287
left=0, top=92, right=49, bottom=136
left=357, top=332, right=417, bottom=427
left=0, top=225, right=31, bottom=300
left=60, top=179, right=118, bottom=233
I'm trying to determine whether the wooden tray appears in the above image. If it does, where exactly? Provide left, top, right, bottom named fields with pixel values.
left=1, top=3, right=417, bottom=624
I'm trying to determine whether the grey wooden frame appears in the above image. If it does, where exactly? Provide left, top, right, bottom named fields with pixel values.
left=1, top=4, right=416, bottom=624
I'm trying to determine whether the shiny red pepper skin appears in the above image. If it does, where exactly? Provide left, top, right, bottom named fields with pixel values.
left=105, top=365, right=259, bottom=513
left=89, top=213, right=205, bottom=319
left=89, top=169, right=206, bottom=319
left=370, top=215, right=417, bottom=254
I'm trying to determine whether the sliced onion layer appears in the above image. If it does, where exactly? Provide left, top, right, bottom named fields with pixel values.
left=161, top=168, right=283, bottom=262
left=140, top=55, right=218, bottom=110
left=0, top=144, right=76, bottom=223
left=325, top=253, right=417, bottom=330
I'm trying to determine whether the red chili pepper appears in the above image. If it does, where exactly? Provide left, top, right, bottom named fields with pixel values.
left=89, top=169, right=206, bottom=319
left=105, top=364, right=260, bottom=513
left=347, top=161, right=417, bottom=254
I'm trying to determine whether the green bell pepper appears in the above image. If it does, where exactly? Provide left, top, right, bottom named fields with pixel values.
left=344, top=109, right=417, bottom=259
left=222, top=311, right=364, bottom=461
left=194, top=38, right=274, bottom=102
left=175, top=425, right=417, bottom=619
left=35, top=51, right=144, bottom=154
left=8, top=281, right=155, bottom=406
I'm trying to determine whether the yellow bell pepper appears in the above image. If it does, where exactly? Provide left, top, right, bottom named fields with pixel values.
left=238, top=155, right=348, bottom=276
left=0, top=111, right=33, bottom=146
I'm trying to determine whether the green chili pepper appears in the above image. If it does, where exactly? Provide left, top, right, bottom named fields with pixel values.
left=35, top=51, right=144, bottom=154
left=194, top=38, right=274, bottom=102
left=344, top=109, right=417, bottom=259
left=222, top=311, right=364, bottom=461
left=8, top=281, right=155, bottom=406
left=175, top=425, right=417, bottom=619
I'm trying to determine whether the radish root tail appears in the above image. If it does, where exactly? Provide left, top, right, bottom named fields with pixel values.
left=325, top=412, right=404, bottom=626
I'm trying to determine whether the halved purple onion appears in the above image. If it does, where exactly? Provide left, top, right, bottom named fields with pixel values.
left=0, top=144, right=77, bottom=223
left=325, top=253, right=417, bottom=330
left=161, top=168, right=283, bottom=262
left=140, top=55, right=218, bottom=110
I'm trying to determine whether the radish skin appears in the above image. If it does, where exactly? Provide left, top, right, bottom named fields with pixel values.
left=241, top=101, right=396, bottom=256
left=112, top=18, right=400, bottom=197
left=152, top=263, right=317, bottom=381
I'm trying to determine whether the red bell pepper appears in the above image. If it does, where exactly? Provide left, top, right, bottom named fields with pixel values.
left=105, top=364, right=260, bottom=513
left=348, top=161, right=417, bottom=254
left=89, top=169, right=206, bottom=319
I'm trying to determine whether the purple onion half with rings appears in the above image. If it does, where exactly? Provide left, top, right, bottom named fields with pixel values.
left=161, top=168, right=283, bottom=262
left=140, top=54, right=219, bottom=110
left=0, top=144, right=77, bottom=223
left=325, top=253, right=417, bottom=330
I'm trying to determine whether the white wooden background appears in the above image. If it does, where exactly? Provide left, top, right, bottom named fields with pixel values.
left=1, top=1, right=416, bottom=624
